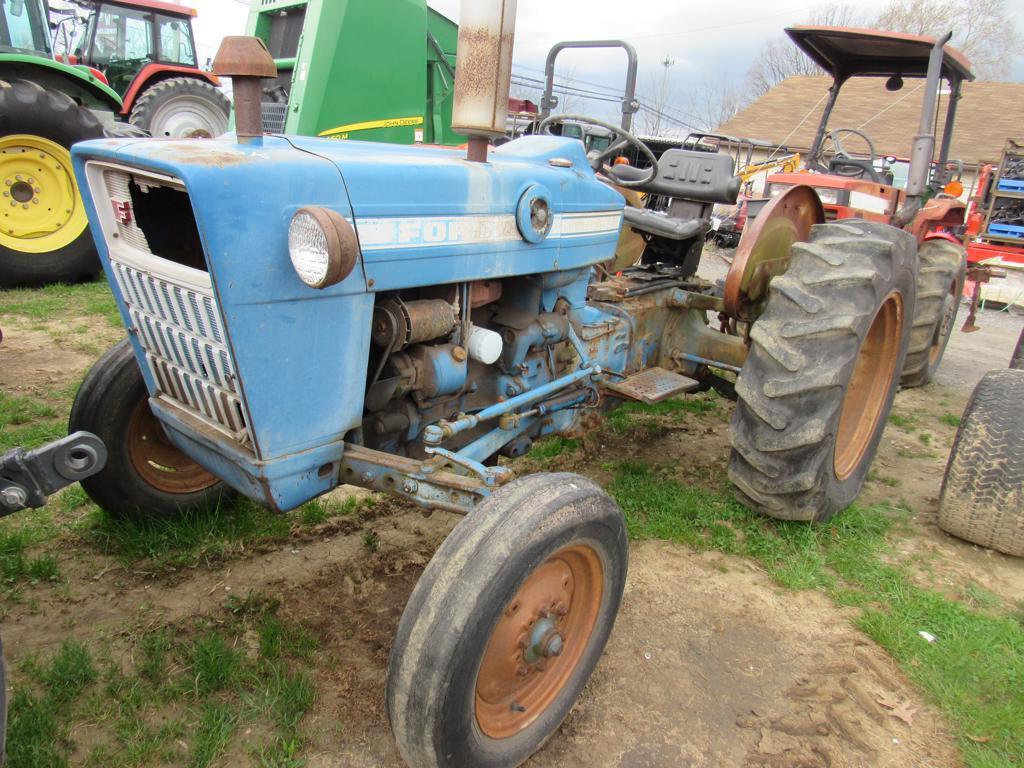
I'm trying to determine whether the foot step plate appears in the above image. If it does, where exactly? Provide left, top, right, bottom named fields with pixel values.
left=604, top=367, right=700, bottom=404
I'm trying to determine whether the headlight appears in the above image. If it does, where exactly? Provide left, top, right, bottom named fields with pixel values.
left=813, top=187, right=840, bottom=205
left=288, top=207, right=359, bottom=289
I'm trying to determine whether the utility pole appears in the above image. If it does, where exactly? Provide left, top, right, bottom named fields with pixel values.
left=652, top=55, right=675, bottom=136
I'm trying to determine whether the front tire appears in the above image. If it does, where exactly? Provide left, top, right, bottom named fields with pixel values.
left=938, top=368, right=1024, bottom=557
left=729, top=220, right=916, bottom=522
left=386, top=473, right=628, bottom=768
left=900, top=238, right=965, bottom=388
left=0, top=79, right=105, bottom=287
left=69, top=340, right=233, bottom=522
left=129, top=77, right=230, bottom=139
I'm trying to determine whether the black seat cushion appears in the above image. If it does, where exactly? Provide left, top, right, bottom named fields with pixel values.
left=610, top=149, right=741, bottom=204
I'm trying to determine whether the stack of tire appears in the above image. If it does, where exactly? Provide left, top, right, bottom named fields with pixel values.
left=938, top=327, right=1024, bottom=557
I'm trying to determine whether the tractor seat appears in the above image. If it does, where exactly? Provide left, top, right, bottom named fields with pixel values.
left=609, top=148, right=742, bottom=205
left=622, top=208, right=704, bottom=241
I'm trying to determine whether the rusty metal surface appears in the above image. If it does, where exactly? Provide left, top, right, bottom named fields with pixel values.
left=212, top=36, right=277, bottom=78
left=724, top=185, right=824, bottom=318
left=604, top=367, right=699, bottom=404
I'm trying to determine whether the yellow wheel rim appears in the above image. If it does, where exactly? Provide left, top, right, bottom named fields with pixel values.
left=0, top=134, right=88, bottom=254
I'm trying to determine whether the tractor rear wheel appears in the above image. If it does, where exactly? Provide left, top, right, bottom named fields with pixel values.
left=129, top=77, right=230, bottom=139
left=0, top=79, right=104, bottom=288
left=900, top=238, right=965, bottom=388
left=729, top=219, right=916, bottom=522
left=938, top=368, right=1024, bottom=557
left=69, top=339, right=234, bottom=522
left=387, top=473, right=627, bottom=768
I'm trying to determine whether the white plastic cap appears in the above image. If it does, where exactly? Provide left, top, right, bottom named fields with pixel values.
left=467, top=324, right=503, bottom=365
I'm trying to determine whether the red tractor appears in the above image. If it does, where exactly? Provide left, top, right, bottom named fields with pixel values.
left=739, top=26, right=973, bottom=389
left=52, top=0, right=229, bottom=138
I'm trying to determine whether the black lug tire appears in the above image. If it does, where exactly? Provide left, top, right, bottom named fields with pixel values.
left=900, top=238, right=966, bottom=388
left=386, top=473, right=628, bottom=768
left=69, top=339, right=234, bottom=522
left=938, top=369, right=1024, bottom=557
left=1011, top=327, right=1023, bottom=370
left=729, top=219, right=916, bottom=522
left=129, top=77, right=229, bottom=138
left=0, top=79, right=104, bottom=288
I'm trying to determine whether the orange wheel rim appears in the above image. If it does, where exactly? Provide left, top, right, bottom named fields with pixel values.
left=835, top=292, right=903, bottom=480
left=475, top=544, right=603, bottom=739
left=127, top=399, right=219, bottom=494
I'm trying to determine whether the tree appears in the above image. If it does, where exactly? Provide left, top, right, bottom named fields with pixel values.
left=874, top=0, right=1021, bottom=80
left=637, top=56, right=678, bottom=135
left=681, top=76, right=745, bottom=133
left=745, top=3, right=862, bottom=97
left=745, top=0, right=1021, bottom=92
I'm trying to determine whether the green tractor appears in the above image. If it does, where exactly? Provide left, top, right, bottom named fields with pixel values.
left=1, top=0, right=228, bottom=287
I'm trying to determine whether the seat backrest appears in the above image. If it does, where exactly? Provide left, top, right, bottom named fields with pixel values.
left=611, top=148, right=742, bottom=204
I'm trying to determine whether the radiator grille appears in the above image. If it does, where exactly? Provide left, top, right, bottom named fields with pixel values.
left=111, top=261, right=251, bottom=446
left=92, top=163, right=253, bottom=449
left=104, top=169, right=152, bottom=253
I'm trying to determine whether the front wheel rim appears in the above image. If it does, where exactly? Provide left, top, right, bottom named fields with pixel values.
left=147, top=95, right=227, bottom=138
left=834, top=291, right=903, bottom=480
left=0, top=135, right=87, bottom=253
left=127, top=398, right=220, bottom=494
left=475, top=544, right=604, bottom=740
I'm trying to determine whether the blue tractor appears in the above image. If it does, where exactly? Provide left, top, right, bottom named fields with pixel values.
left=2, top=8, right=972, bottom=766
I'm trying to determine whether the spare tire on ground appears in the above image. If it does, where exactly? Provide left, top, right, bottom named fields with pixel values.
left=938, top=368, right=1024, bottom=557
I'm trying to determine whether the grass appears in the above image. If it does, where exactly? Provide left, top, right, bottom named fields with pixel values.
left=7, top=593, right=320, bottom=768
left=940, top=412, right=962, bottom=427
left=609, top=461, right=1023, bottom=767
left=1, top=280, right=119, bottom=326
left=888, top=412, right=918, bottom=429
left=605, top=393, right=719, bottom=436
left=528, top=435, right=580, bottom=461
left=82, top=493, right=370, bottom=573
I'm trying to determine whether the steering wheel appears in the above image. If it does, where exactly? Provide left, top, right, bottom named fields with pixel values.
left=820, top=128, right=883, bottom=182
left=537, top=114, right=658, bottom=188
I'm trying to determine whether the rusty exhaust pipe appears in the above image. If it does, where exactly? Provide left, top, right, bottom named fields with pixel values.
left=213, top=37, right=278, bottom=143
left=451, top=0, right=518, bottom=163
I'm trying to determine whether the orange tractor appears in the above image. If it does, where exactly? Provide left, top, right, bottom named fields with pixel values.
left=736, top=26, right=972, bottom=392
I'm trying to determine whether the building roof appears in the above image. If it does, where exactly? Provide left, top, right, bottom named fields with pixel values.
left=716, top=75, right=1024, bottom=166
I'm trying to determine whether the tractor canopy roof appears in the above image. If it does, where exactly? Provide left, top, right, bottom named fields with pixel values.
left=785, top=26, right=974, bottom=84
left=81, top=0, right=197, bottom=17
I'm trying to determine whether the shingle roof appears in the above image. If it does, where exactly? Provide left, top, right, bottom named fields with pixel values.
left=716, top=75, right=1024, bottom=166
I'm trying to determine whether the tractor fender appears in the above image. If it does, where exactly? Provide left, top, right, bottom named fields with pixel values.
left=922, top=231, right=963, bottom=246
left=0, top=54, right=121, bottom=112
left=907, top=196, right=967, bottom=242
left=121, top=64, right=221, bottom=114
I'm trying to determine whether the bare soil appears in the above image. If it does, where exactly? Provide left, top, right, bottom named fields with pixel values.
left=1, top=282, right=1022, bottom=767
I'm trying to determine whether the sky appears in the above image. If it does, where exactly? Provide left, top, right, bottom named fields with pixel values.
left=185, top=0, right=1024, bottom=132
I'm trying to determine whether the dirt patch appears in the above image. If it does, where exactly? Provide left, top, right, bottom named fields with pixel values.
left=277, top=541, right=959, bottom=768
left=0, top=325, right=94, bottom=398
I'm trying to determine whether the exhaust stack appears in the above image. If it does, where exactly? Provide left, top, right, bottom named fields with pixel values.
left=213, top=37, right=278, bottom=143
left=451, top=0, right=518, bottom=162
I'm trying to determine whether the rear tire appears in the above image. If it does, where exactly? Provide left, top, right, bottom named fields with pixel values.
left=386, top=473, right=627, bottom=768
left=0, top=79, right=105, bottom=287
left=69, top=339, right=234, bottom=522
left=729, top=219, right=916, bottom=522
left=1011, top=327, right=1023, bottom=370
left=900, top=238, right=965, bottom=388
left=938, top=368, right=1024, bottom=557
left=129, top=77, right=229, bottom=139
